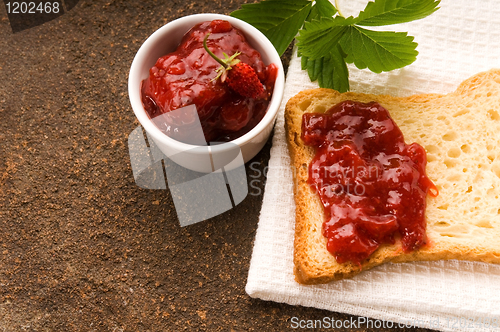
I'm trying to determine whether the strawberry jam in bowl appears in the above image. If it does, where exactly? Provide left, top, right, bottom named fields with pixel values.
left=141, top=20, right=278, bottom=143
left=129, top=14, right=285, bottom=173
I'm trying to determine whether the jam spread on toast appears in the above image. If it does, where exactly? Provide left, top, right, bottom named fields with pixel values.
left=301, top=101, right=438, bottom=266
left=141, top=20, right=277, bottom=143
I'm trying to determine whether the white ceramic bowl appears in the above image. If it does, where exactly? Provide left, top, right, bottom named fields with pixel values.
left=128, top=13, right=285, bottom=173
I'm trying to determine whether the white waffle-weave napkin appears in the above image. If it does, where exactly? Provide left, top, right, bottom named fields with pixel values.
left=246, top=1, right=500, bottom=331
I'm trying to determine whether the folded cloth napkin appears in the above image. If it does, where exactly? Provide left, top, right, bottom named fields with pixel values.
left=246, top=1, right=500, bottom=331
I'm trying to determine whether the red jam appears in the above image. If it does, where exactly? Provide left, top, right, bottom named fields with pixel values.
left=141, top=20, right=278, bottom=143
left=301, top=101, right=438, bottom=266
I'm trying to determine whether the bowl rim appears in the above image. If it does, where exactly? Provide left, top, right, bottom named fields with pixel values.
left=128, top=13, right=285, bottom=154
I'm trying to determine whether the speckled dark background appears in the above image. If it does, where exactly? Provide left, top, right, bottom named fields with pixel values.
left=0, top=1, right=437, bottom=331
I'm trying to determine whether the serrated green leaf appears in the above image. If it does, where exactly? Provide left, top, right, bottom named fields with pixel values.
left=340, top=26, right=417, bottom=73
left=301, top=45, right=349, bottom=92
left=231, top=0, right=438, bottom=92
left=355, top=0, right=440, bottom=26
left=296, top=16, right=355, bottom=60
left=307, top=0, right=337, bottom=22
left=230, top=0, right=312, bottom=56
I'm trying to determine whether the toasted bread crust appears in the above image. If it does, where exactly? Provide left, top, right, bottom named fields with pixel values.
left=285, top=70, right=500, bottom=284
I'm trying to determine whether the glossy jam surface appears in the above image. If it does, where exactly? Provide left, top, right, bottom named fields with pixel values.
left=141, top=20, right=277, bottom=143
left=301, top=101, right=438, bottom=266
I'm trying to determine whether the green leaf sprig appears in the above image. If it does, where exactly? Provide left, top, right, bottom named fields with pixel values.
left=231, top=0, right=440, bottom=92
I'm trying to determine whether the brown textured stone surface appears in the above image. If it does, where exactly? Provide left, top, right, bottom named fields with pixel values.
left=0, top=0, right=435, bottom=331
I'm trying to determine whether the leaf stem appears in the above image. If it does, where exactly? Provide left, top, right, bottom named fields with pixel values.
left=203, top=34, right=228, bottom=68
left=334, top=0, right=344, bottom=17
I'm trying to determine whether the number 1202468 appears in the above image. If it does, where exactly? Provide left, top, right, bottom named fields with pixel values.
left=5, top=2, right=60, bottom=14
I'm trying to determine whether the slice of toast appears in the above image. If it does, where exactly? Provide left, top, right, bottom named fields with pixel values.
left=285, top=69, right=500, bottom=284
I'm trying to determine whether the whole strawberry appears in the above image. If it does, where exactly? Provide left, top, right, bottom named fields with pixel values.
left=225, top=62, right=264, bottom=99
left=203, top=34, right=265, bottom=99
